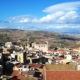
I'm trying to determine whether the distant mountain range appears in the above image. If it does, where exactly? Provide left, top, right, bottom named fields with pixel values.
left=59, top=28, right=80, bottom=34
left=0, top=29, right=80, bottom=48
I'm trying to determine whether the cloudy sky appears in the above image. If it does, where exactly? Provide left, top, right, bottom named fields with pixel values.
left=0, top=0, right=80, bottom=33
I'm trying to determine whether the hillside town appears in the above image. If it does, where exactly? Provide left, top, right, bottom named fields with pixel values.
left=0, top=40, right=80, bottom=80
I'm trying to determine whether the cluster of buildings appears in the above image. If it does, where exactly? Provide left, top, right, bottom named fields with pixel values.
left=0, top=40, right=80, bottom=80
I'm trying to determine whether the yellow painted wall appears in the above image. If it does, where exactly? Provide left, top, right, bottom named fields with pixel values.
left=17, top=52, right=24, bottom=63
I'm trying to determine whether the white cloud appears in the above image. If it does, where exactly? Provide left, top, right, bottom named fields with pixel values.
left=7, top=1, right=80, bottom=25
left=2, top=1, right=80, bottom=32
left=57, top=11, right=80, bottom=24
left=19, top=19, right=29, bottom=23
left=43, top=1, right=80, bottom=13
left=40, top=11, right=64, bottom=23
left=41, top=1, right=80, bottom=24
left=7, top=15, right=38, bottom=23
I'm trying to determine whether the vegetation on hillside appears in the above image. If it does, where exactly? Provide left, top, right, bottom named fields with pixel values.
left=0, top=29, right=80, bottom=48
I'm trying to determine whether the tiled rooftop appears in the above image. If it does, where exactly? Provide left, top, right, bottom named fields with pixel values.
left=11, top=70, right=28, bottom=79
left=16, top=64, right=23, bottom=68
left=3, top=51, right=10, bottom=54
left=28, top=64, right=43, bottom=68
left=46, top=71, right=80, bottom=80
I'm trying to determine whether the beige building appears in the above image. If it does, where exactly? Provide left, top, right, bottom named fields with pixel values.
left=5, top=42, right=12, bottom=48
left=32, top=41, right=48, bottom=53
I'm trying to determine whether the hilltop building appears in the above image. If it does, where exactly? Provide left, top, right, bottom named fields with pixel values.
left=32, top=41, right=48, bottom=53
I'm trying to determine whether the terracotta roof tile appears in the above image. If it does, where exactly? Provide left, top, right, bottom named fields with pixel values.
left=28, top=64, right=42, bottom=68
left=3, top=51, right=10, bottom=54
left=16, top=64, right=23, bottom=68
left=73, top=58, right=80, bottom=61
left=48, top=49, right=66, bottom=54
left=11, top=70, right=19, bottom=77
left=46, top=71, right=80, bottom=80
left=21, top=72, right=28, bottom=75
left=11, top=70, right=28, bottom=78
left=17, top=74, right=24, bottom=78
